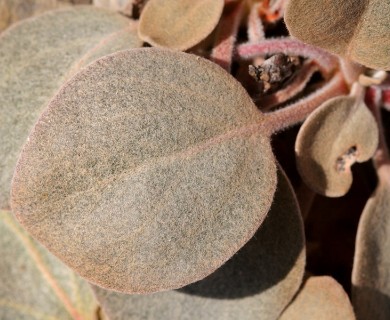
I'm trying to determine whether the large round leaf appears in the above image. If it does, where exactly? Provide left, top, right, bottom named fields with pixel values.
left=11, top=48, right=277, bottom=293
left=0, top=6, right=142, bottom=209
left=92, top=166, right=305, bottom=320
left=284, top=0, right=390, bottom=71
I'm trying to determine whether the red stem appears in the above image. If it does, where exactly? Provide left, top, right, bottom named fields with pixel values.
left=264, top=72, right=348, bottom=134
left=211, top=1, right=244, bottom=72
left=237, top=38, right=339, bottom=76
left=247, top=3, right=265, bottom=43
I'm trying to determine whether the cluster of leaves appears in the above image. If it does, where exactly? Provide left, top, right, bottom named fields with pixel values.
left=1, top=0, right=390, bottom=319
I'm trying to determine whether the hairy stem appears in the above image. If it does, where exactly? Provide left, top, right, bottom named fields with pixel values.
left=264, top=72, right=348, bottom=134
left=237, top=38, right=339, bottom=75
left=211, top=0, right=244, bottom=72
left=247, top=3, right=265, bottom=43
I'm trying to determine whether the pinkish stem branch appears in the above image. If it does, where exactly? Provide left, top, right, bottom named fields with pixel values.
left=270, top=0, right=287, bottom=13
left=237, top=38, right=339, bottom=76
left=264, top=72, right=348, bottom=134
left=211, top=1, right=244, bottom=72
left=247, top=3, right=265, bottom=43
left=383, top=89, right=390, bottom=111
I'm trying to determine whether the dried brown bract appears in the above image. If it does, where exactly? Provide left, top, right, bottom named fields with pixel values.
left=352, top=166, right=390, bottom=320
left=248, top=53, right=301, bottom=94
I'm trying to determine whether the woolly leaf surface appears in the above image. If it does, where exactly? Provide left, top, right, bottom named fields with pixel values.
left=279, top=276, right=356, bottom=320
left=92, top=166, right=304, bottom=320
left=284, top=0, right=390, bottom=70
left=295, top=96, right=378, bottom=197
left=0, top=0, right=70, bottom=32
left=138, top=0, right=224, bottom=51
left=0, top=210, right=98, bottom=320
left=11, top=48, right=277, bottom=293
left=0, top=6, right=142, bottom=209
left=352, top=167, right=390, bottom=320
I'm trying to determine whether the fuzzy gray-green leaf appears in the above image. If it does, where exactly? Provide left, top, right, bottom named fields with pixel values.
left=0, top=210, right=98, bottom=320
left=11, top=48, right=277, bottom=294
left=279, top=276, right=356, bottom=320
left=0, top=6, right=142, bottom=209
left=352, top=167, right=390, bottom=320
left=92, top=166, right=305, bottom=320
left=295, top=95, right=378, bottom=197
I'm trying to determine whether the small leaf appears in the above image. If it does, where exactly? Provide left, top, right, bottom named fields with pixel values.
left=352, top=166, right=390, bottom=320
left=0, top=6, right=142, bottom=209
left=295, top=95, right=378, bottom=197
left=284, top=0, right=390, bottom=70
left=92, top=166, right=305, bottom=320
left=0, top=210, right=99, bottom=320
left=11, top=48, right=277, bottom=293
left=138, top=0, right=224, bottom=51
left=279, top=276, right=356, bottom=320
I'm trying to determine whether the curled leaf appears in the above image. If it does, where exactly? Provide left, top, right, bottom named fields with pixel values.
left=279, top=276, right=356, bottom=320
left=138, top=0, right=224, bottom=51
left=295, top=95, right=378, bottom=197
left=0, top=210, right=98, bottom=320
left=352, top=166, right=390, bottom=320
left=11, top=48, right=277, bottom=294
left=93, top=166, right=305, bottom=320
left=284, top=0, right=390, bottom=70
left=0, top=6, right=142, bottom=209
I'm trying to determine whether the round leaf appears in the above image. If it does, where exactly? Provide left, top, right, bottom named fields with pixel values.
left=138, top=0, right=224, bottom=51
left=284, top=0, right=390, bottom=71
left=11, top=48, right=277, bottom=293
left=0, top=210, right=98, bottom=320
left=92, top=166, right=305, bottom=320
left=352, top=167, right=390, bottom=320
left=279, top=276, right=356, bottom=320
left=295, top=96, right=378, bottom=197
left=0, top=6, right=142, bottom=209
